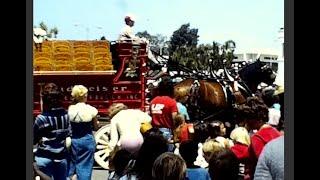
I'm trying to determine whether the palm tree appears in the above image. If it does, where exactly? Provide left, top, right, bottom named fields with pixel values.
left=50, top=27, right=58, bottom=38
left=39, top=21, right=48, bottom=32
left=223, top=40, right=236, bottom=68
left=224, top=40, right=236, bottom=52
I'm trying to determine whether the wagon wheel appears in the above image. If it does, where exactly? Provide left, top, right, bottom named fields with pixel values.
left=94, top=124, right=112, bottom=169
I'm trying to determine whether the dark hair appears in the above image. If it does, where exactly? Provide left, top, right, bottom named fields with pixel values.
left=179, top=140, right=198, bottom=166
left=143, top=127, right=163, bottom=138
left=193, top=121, right=209, bottom=143
left=235, top=96, right=269, bottom=122
left=134, top=134, right=168, bottom=180
left=157, top=76, right=174, bottom=97
left=42, top=83, right=63, bottom=111
left=111, top=149, right=133, bottom=177
left=208, top=120, right=224, bottom=138
left=208, top=149, right=239, bottom=180
left=152, top=152, right=186, bottom=180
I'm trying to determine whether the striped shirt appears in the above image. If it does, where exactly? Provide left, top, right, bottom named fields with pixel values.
left=33, top=108, right=71, bottom=159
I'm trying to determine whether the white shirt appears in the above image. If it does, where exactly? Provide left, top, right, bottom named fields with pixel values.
left=68, top=102, right=98, bottom=122
left=119, top=25, right=136, bottom=41
left=109, top=109, right=151, bottom=150
left=268, top=108, right=281, bottom=126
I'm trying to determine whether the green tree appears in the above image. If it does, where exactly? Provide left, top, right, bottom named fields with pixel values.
left=168, top=23, right=200, bottom=70
left=169, top=23, right=199, bottom=55
left=136, top=31, right=167, bottom=55
left=136, top=31, right=152, bottom=41
left=221, top=40, right=236, bottom=68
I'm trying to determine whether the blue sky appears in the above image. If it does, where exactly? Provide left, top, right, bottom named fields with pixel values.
left=34, top=0, right=283, bottom=54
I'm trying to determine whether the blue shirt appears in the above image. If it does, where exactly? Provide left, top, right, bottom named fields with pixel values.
left=177, top=102, right=190, bottom=121
left=186, top=167, right=211, bottom=180
left=33, top=108, right=71, bottom=159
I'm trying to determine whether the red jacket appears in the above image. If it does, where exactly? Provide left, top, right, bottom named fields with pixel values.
left=231, top=143, right=249, bottom=160
left=246, top=126, right=281, bottom=180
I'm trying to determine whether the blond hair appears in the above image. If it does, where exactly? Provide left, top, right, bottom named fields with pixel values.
left=230, top=127, right=251, bottom=146
left=108, top=103, right=128, bottom=118
left=202, top=139, right=225, bottom=162
left=71, top=85, right=88, bottom=102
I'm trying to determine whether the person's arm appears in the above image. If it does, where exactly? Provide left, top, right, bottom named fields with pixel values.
left=173, top=127, right=180, bottom=143
left=33, top=162, right=51, bottom=180
left=251, top=135, right=266, bottom=158
left=33, top=123, right=41, bottom=145
left=90, top=105, right=100, bottom=131
left=139, top=111, right=152, bottom=123
left=253, top=148, right=272, bottom=180
left=122, top=26, right=136, bottom=39
left=33, top=116, right=44, bottom=145
left=92, top=116, right=100, bottom=131
left=171, top=101, right=179, bottom=127
left=109, top=117, right=119, bottom=151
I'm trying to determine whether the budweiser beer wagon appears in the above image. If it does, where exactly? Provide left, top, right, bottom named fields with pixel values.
left=33, top=40, right=149, bottom=169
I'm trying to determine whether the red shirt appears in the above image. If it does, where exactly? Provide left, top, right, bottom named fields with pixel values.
left=150, top=96, right=178, bottom=129
left=247, top=126, right=281, bottom=179
left=178, top=123, right=193, bottom=142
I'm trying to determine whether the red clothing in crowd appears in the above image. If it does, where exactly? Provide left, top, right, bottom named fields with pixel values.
left=231, top=143, right=250, bottom=180
left=150, top=96, right=178, bottom=129
left=231, top=143, right=249, bottom=160
left=246, top=126, right=281, bottom=180
left=178, top=123, right=194, bottom=142
left=250, top=127, right=281, bottom=158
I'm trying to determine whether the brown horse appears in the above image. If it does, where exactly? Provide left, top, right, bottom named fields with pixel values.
left=173, top=78, right=248, bottom=121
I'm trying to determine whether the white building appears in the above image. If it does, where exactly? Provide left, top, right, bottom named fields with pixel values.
left=233, top=50, right=279, bottom=62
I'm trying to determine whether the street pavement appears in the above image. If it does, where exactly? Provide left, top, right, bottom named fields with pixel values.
left=92, top=166, right=109, bottom=180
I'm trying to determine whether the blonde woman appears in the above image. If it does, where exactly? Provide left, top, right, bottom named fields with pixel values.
left=230, top=127, right=250, bottom=159
left=108, top=103, right=152, bottom=155
left=230, top=127, right=251, bottom=180
left=68, top=85, right=99, bottom=180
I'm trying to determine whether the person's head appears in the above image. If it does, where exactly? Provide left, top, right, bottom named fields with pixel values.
left=193, top=121, right=209, bottom=143
left=235, top=96, right=269, bottom=131
left=273, top=103, right=281, bottom=111
left=111, top=149, right=132, bottom=176
left=230, top=127, right=250, bottom=146
left=174, top=87, right=189, bottom=104
left=179, top=140, right=198, bottom=166
left=173, top=114, right=186, bottom=129
left=42, top=83, right=63, bottom=111
left=157, top=76, right=174, bottom=97
left=208, top=149, right=239, bottom=180
left=152, top=152, right=187, bottom=180
left=108, top=103, right=128, bottom=118
left=143, top=127, right=163, bottom=137
left=125, top=14, right=135, bottom=27
left=202, top=139, right=225, bottom=162
left=71, top=85, right=88, bottom=103
left=208, top=120, right=226, bottom=138
left=134, top=133, right=168, bottom=180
